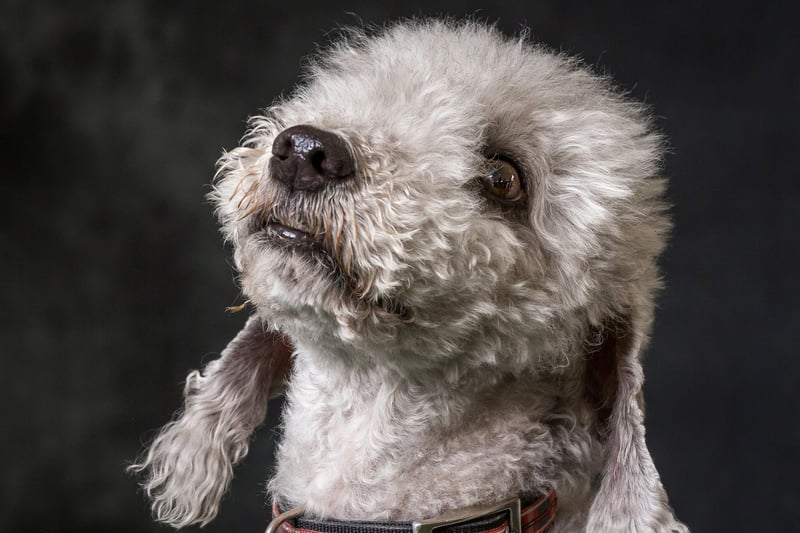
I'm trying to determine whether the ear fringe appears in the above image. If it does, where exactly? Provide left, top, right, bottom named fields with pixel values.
left=128, top=316, right=291, bottom=528
left=586, top=323, right=688, bottom=532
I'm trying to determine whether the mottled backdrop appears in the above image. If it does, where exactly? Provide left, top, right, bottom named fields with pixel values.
left=2, top=1, right=797, bottom=531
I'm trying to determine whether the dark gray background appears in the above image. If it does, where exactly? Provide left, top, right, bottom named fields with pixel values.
left=2, top=1, right=797, bottom=531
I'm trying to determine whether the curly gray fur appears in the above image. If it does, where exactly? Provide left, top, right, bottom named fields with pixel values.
left=132, top=20, right=687, bottom=532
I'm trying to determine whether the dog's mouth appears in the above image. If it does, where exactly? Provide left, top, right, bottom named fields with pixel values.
left=260, top=216, right=323, bottom=251
left=256, top=212, right=413, bottom=321
left=263, top=218, right=318, bottom=247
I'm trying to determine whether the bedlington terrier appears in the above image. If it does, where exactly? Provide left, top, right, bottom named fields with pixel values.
left=130, top=20, right=687, bottom=532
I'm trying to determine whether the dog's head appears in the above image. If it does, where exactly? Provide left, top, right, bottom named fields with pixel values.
left=213, top=21, right=667, bottom=371
left=212, top=21, right=677, bottom=528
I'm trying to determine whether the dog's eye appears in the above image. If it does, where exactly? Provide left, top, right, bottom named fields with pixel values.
left=479, top=158, right=527, bottom=206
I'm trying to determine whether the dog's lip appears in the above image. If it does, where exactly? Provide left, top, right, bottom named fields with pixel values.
left=262, top=218, right=319, bottom=247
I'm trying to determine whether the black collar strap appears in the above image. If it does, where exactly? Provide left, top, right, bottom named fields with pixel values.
left=267, top=490, right=557, bottom=533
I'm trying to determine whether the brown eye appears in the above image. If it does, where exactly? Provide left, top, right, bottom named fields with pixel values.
left=480, top=158, right=527, bottom=206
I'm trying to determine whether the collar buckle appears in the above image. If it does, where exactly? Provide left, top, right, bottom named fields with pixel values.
left=412, top=497, right=522, bottom=533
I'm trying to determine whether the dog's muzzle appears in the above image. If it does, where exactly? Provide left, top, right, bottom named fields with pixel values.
left=270, top=125, right=355, bottom=193
left=266, top=492, right=558, bottom=533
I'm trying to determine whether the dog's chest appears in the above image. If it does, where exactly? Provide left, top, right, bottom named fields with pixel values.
left=269, top=356, right=593, bottom=522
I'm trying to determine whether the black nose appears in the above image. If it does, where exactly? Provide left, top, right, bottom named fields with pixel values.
left=270, top=125, right=355, bottom=192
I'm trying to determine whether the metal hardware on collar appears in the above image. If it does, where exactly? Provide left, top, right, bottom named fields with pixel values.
left=265, top=505, right=306, bottom=533
left=412, top=497, right=522, bottom=533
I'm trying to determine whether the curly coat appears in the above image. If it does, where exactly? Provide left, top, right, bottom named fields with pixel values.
left=131, top=20, right=687, bottom=532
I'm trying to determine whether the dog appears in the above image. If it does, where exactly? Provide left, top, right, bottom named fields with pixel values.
left=130, top=20, right=687, bottom=532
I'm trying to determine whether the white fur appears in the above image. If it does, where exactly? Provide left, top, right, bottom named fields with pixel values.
left=129, top=316, right=277, bottom=527
left=132, top=20, right=687, bottom=532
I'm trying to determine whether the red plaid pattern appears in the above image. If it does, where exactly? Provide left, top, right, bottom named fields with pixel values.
left=521, top=491, right=558, bottom=533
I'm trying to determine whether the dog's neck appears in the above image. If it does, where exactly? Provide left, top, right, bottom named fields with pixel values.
left=269, top=341, right=598, bottom=530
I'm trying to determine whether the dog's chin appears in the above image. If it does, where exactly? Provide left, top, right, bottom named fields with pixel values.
left=251, top=221, right=413, bottom=322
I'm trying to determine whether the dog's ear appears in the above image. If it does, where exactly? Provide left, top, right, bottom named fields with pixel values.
left=129, top=315, right=293, bottom=528
left=584, top=316, right=687, bottom=532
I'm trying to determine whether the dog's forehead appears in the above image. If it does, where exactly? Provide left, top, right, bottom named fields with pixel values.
left=279, top=25, right=559, bottom=161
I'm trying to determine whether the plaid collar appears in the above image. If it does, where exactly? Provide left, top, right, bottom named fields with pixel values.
left=267, top=490, right=557, bottom=533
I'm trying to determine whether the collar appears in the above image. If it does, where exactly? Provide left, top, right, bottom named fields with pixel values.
left=266, top=491, right=558, bottom=533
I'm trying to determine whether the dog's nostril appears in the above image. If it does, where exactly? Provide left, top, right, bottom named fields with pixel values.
left=270, top=125, right=355, bottom=192
left=272, top=137, right=293, bottom=161
left=308, top=149, right=326, bottom=171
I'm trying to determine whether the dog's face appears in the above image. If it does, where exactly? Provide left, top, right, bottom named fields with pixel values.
left=212, top=22, right=668, bottom=375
